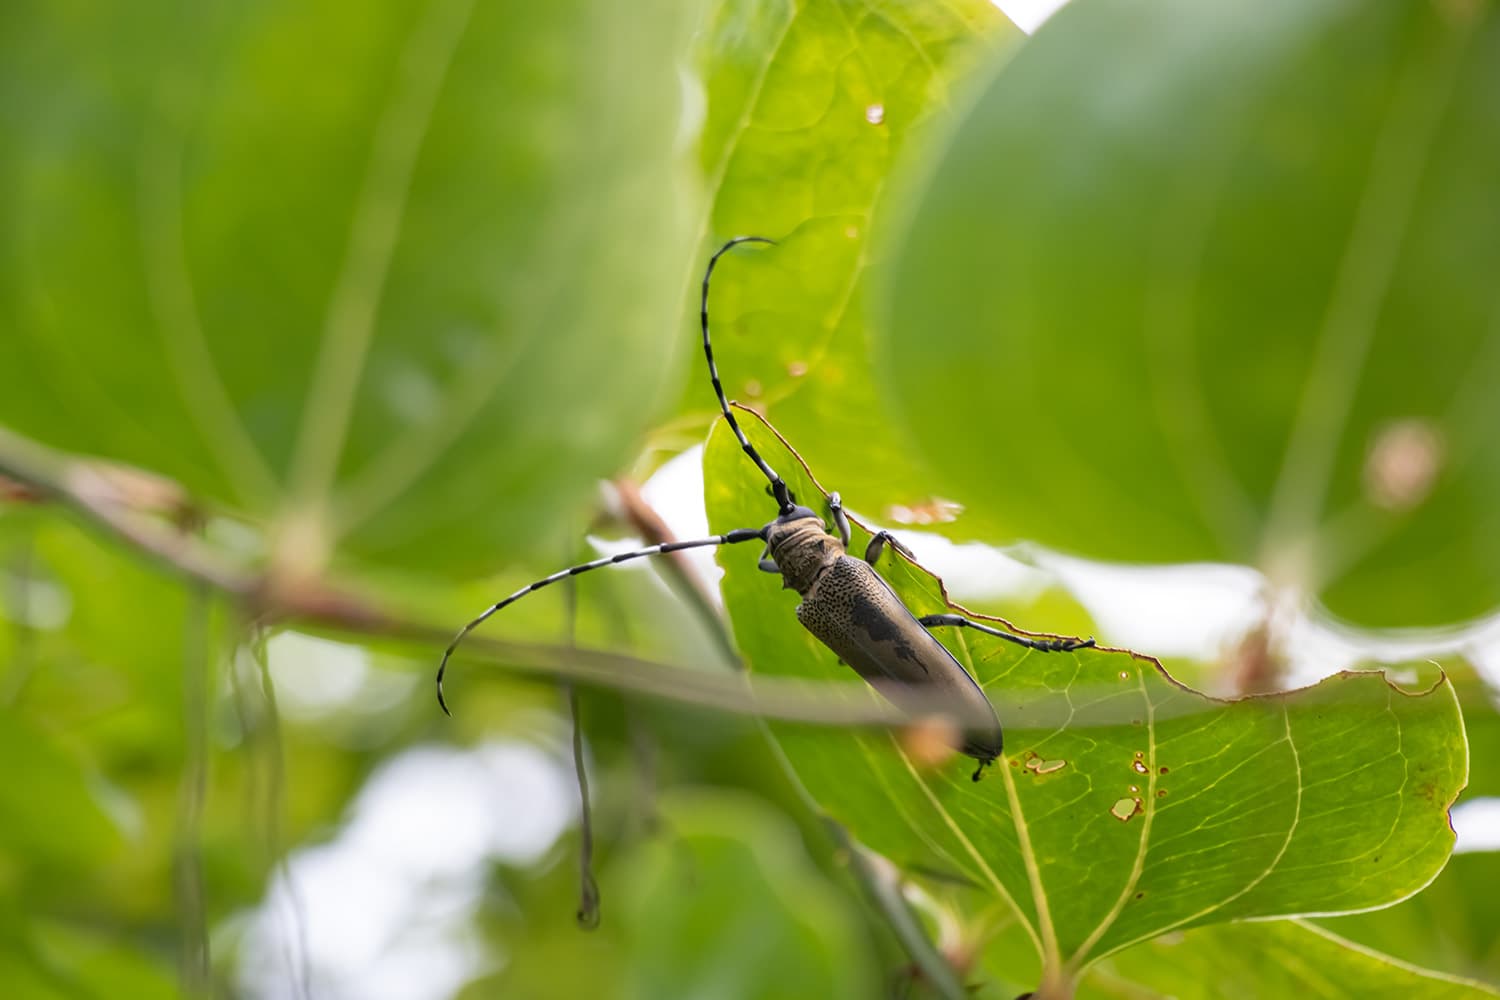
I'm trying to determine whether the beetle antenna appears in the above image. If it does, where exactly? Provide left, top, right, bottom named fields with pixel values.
left=702, top=236, right=795, bottom=515
left=437, top=527, right=767, bottom=713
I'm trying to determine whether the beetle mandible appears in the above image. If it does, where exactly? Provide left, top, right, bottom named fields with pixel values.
left=436, top=237, right=1093, bottom=781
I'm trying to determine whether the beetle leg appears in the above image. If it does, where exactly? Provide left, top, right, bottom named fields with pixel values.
left=758, top=548, right=780, bottom=574
left=828, top=492, right=852, bottom=548
left=918, top=613, right=1095, bottom=653
left=864, top=530, right=915, bottom=566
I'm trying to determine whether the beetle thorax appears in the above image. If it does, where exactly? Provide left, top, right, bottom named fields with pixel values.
left=766, top=517, right=844, bottom=594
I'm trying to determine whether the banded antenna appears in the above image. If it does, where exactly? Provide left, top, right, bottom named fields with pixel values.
left=437, top=239, right=791, bottom=714
left=701, top=236, right=794, bottom=515
left=437, top=528, right=766, bottom=714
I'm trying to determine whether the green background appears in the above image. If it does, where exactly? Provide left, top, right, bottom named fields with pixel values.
left=1, top=0, right=1496, bottom=997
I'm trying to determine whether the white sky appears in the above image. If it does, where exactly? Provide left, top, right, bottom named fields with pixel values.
left=995, top=0, right=1071, bottom=32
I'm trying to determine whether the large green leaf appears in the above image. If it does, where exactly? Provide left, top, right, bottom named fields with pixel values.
left=1315, top=663, right=1500, bottom=985
left=881, top=0, right=1500, bottom=628
left=0, top=0, right=698, bottom=575
left=671, top=0, right=1015, bottom=520
left=968, top=904, right=1500, bottom=998
left=704, top=412, right=1466, bottom=987
left=1078, top=920, right=1499, bottom=999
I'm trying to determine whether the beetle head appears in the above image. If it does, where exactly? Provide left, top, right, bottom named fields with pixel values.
left=774, top=504, right=821, bottom=525
left=765, top=506, right=843, bottom=594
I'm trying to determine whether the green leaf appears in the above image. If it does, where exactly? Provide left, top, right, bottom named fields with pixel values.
left=704, top=411, right=1466, bottom=985
left=880, top=0, right=1500, bottom=627
left=1315, top=663, right=1500, bottom=984
left=0, top=709, right=121, bottom=872
left=1082, top=919, right=1499, bottom=999
left=617, top=789, right=878, bottom=1000
left=0, top=920, right=176, bottom=1000
left=1312, top=850, right=1500, bottom=992
left=676, top=0, right=1016, bottom=518
left=0, top=0, right=699, bottom=575
left=25, top=517, right=194, bottom=763
left=481, top=788, right=877, bottom=1000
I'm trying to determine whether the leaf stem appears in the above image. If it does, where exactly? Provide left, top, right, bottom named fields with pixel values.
left=173, top=584, right=211, bottom=999
left=610, top=476, right=742, bottom=669
left=823, top=818, right=968, bottom=1000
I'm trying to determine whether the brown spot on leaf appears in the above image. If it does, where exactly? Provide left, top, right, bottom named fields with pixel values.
left=1365, top=418, right=1444, bottom=511
left=1023, top=752, right=1067, bottom=776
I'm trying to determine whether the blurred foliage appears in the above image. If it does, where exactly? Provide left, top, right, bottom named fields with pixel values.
left=882, top=0, right=1500, bottom=629
left=1, top=0, right=698, bottom=574
left=482, top=789, right=880, bottom=1000
left=0, top=0, right=1497, bottom=999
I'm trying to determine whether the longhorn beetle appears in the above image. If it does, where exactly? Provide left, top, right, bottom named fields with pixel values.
left=436, top=236, right=1093, bottom=781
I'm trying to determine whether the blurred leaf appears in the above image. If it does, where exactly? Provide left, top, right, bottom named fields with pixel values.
left=1, top=515, right=343, bottom=960
left=26, top=517, right=192, bottom=764
left=0, top=920, right=176, bottom=1000
left=672, top=0, right=1015, bottom=519
left=705, top=412, right=1466, bottom=987
left=616, top=788, right=877, bottom=1000
left=472, top=846, right=628, bottom=1000
left=482, top=789, right=876, bottom=1000
left=1079, top=919, right=1498, bottom=999
left=0, top=709, right=120, bottom=872
left=1312, top=850, right=1500, bottom=992
left=0, top=0, right=700, bottom=575
left=881, top=0, right=1500, bottom=627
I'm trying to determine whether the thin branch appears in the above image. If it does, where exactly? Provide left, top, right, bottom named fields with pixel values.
left=0, top=426, right=1003, bottom=737
left=3, top=425, right=996, bottom=993
left=245, top=627, right=312, bottom=1000
left=369, top=621, right=944, bottom=729
left=824, top=819, right=968, bottom=1000
left=0, top=425, right=383, bottom=626
left=610, top=476, right=742, bottom=668
left=564, top=682, right=600, bottom=928
left=560, top=549, right=600, bottom=930
left=2, top=534, right=39, bottom=706
left=0, top=425, right=254, bottom=596
left=174, top=584, right=211, bottom=999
